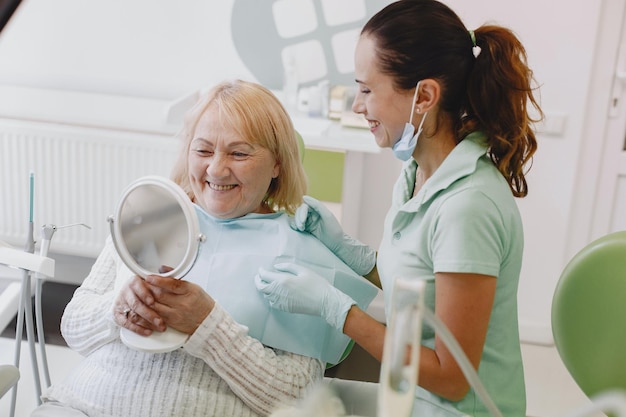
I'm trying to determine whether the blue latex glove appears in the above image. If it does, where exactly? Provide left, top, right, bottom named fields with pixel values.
left=255, top=262, right=356, bottom=332
left=291, top=196, right=376, bottom=276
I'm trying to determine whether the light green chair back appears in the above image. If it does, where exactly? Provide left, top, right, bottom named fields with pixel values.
left=294, top=130, right=344, bottom=204
left=302, top=149, right=344, bottom=203
left=295, top=131, right=305, bottom=162
left=551, top=230, right=626, bottom=398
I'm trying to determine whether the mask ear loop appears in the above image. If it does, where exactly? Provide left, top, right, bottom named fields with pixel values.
left=408, top=81, right=428, bottom=133
left=408, top=81, right=421, bottom=125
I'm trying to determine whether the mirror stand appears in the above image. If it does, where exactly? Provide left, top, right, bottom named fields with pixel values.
left=108, top=176, right=204, bottom=353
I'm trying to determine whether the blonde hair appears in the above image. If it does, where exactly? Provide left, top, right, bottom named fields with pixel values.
left=171, top=79, right=307, bottom=214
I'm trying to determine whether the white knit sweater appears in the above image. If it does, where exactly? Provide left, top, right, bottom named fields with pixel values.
left=44, top=238, right=324, bottom=417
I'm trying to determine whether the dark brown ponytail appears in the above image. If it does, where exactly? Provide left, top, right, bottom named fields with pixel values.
left=362, top=0, right=543, bottom=197
left=464, top=26, right=542, bottom=197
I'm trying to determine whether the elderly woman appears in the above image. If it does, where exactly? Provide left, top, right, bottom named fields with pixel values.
left=32, top=80, right=377, bottom=417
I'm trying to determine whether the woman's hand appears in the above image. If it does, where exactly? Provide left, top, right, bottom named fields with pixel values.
left=255, top=262, right=356, bottom=331
left=113, top=275, right=166, bottom=336
left=143, top=275, right=215, bottom=334
left=291, top=196, right=377, bottom=276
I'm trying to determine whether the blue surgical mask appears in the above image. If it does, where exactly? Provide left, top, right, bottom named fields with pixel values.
left=392, top=81, right=428, bottom=161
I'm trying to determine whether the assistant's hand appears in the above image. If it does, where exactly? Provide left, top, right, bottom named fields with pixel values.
left=255, top=262, right=356, bottom=332
left=291, top=196, right=376, bottom=276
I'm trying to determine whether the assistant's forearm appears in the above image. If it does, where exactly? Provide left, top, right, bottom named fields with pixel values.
left=342, top=305, right=473, bottom=402
left=364, top=263, right=381, bottom=288
left=342, top=305, right=386, bottom=361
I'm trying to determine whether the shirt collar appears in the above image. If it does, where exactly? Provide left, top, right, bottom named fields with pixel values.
left=403, top=131, right=488, bottom=209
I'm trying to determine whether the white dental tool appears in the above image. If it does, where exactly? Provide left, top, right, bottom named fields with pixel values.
left=378, top=276, right=425, bottom=417
left=377, top=275, right=503, bottom=417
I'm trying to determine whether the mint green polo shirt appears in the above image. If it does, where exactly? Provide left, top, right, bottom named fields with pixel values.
left=377, top=132, right=526, bottom=417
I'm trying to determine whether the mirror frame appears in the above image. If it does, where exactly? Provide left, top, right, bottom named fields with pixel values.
left=108, top=175, right=203, bottom=279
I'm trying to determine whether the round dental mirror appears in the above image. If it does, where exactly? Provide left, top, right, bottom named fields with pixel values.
left=108, top=175, right=204, bottom=353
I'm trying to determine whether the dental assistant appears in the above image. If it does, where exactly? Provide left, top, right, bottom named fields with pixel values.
left=256, top=1, right=543, bottom=416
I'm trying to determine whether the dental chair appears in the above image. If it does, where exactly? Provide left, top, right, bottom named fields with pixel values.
left=552, top=230, right=626, bottom=417
left=0, top=365, right=19, bottom=399
left=295, top=131, right=305, bottom=162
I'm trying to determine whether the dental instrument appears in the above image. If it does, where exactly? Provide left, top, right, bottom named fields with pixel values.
left=33, top=223, right=90, bottom=390
left=378, top=277, right=424, bottom=417
left=1, top=172, right=90, bottom=417
left=4, top=172, right=46, bottom=417
left=379, top=275, right=503, bottom=417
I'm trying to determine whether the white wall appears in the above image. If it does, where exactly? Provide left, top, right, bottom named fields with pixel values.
left=0, top=0, right=253, bottom=99
left=0, top=0, right=611, bottom=345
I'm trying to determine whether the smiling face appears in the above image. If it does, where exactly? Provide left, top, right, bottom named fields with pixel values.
left=188, top=104, right=280, bottom=219
left=352, top=34, right=416, bottom=149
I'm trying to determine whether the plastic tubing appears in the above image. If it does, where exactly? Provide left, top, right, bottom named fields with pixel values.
left=564, top=390, right=626, bottom=417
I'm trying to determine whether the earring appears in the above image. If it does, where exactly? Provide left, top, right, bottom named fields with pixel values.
left=416, top=107, right=421, bottom=114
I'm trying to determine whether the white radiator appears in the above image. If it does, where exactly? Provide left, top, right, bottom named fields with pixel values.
left=0, top=118, right=179, bottom=258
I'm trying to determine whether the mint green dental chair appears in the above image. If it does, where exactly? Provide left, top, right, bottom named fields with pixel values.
left=295, top=131, right=305, bottom=162
left=552, top=231, right=626, bottom=402
left=294, top=130, right=344, bottom=204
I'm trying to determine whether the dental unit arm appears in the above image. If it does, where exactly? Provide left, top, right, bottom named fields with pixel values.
left=378, top=276, right=503, bottom=417
left=378, top=277, right=424, bottom=417
left=1, top=172, right=91, bottom=417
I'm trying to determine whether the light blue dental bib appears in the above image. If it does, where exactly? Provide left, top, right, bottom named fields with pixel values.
left=185, top=205, right=379, bottom=365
